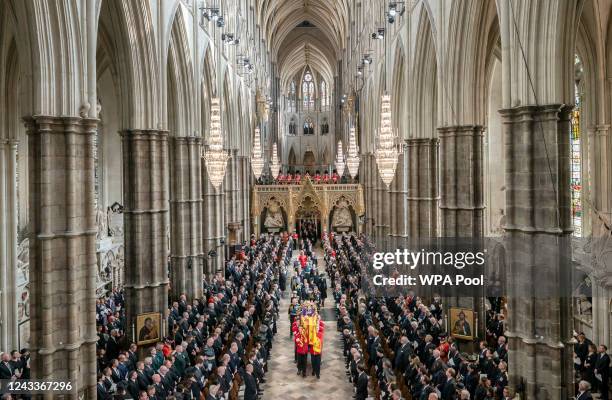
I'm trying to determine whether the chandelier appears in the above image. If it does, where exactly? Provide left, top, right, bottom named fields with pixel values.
left=270, top=143, right=280, bottom=179
left=346, top=126, right=360, bottom=178
left=335, top=141, right=346, bottom=177
left=375, top=94, right=401, bottom=188
left=251, top=127, right=264, bottom=179
left=202, top=97, right=230, bottom=189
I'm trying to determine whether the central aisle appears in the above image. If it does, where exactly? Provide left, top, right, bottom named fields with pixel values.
left=262, top=247, right=355, bottom=399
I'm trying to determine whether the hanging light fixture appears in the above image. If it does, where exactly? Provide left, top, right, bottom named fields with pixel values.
left=375, top=94, right=401, bottom=188
left=335, top=141, right=346, bottom=177
left=251, top=127, right=264, bottom=179
left=346, top=127, right=361, bottom=178
left=270, top=143, right=280, bottom=180
left=202, top=97, right=230, bottom=188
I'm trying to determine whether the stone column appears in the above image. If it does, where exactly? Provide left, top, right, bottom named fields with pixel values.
left=25, top=116, right=98, bottom=398
left=388, top=154, right=400, bottom=239
left=121, top=130, right=169, bottom=341
left=590, top=125, right=610, bottom=220
left=500, top=105, right=574, bottom=399
left=169, top=137, right=203, bottom=300
left=438, top=125, right=484, bottom=237
left=375, top=167, right=391, bottom=246
left=361, top=154, right=374, bottom=237
left=202, top=160, right=226, bottom=275
left=224, top=151, right=237, bottom=227
left=0, top=139, right=18, bottom=351
left=239, top=156, right=250, bottom=240
left=406, top=138, right=439, bottom=238
left=235, top=156, right=244, bottom=242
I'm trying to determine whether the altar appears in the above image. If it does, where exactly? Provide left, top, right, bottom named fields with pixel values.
left=251, top=177, right=365, bottom=236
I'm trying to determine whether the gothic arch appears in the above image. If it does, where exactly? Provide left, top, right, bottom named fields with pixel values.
left=96, top=0, right=161, bottom=129
left=201, top=46, right=215, bottom=139
left=167, top=6, right=195, bottom=137
left=288, top=146, right=297, bottom=167
left=391, top=39, right=407, bottom=138
left=412, top=5, right=438, bottom=139
left=443, top=0, right=499, bottom=125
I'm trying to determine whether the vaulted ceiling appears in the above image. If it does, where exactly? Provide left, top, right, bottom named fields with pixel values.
left=255, top=0, right=351, bottom=92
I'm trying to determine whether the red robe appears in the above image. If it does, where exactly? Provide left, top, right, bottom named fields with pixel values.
left=293, top=320, right=309, bottom=355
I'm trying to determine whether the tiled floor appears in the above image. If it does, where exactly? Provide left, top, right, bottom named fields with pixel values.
left=261, top=250, right=356, bottom=400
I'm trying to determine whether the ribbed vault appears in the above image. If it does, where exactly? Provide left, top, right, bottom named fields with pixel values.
left=256, top=0, right=350, bottom=92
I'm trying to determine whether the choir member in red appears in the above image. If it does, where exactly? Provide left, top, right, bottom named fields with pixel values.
left=331, top=170, right=339, bottom=183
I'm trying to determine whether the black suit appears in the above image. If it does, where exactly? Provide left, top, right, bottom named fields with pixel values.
left=595, top=353, right=610, bottom=400
left=137, top=371, right=150, bottom=390
left=0, top=362, right=13, bottom=379
left=355, top=372, right=368, bottom=400
left=97, top=383, right=112, bottom=400
left=441, top=378, right=456, bottom=400
left=243, top=372, right=258, bottom=400
left=127, top=380, right=140, bottom=399
left=577, top=391, right=593, bottom=400
left=394, top=344, right=411, bottom=371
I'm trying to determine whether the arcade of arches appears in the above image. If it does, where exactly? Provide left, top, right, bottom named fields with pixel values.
left=0, top=0, right=611, bottom=399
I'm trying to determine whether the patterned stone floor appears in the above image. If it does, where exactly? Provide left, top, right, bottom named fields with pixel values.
left=261, top=248, right=355, bottom=400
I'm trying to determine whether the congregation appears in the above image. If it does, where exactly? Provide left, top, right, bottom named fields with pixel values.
left=1, top=231, right=610, bottom=400
left=1, top=234, right=294, bottom=400
left=323, top=233, right=611, bottom=400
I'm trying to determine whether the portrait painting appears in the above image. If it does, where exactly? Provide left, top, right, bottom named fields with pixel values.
left=136, top=312, right=161, bottom=345
left=449, top=307, right=475, bottom=340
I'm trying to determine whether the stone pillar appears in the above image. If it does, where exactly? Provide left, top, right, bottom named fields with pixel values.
left=361, top=154, right=374, bottom=237
left=121, top=130, right=169, bottom=342
left=169, top=137, right=203, bottom=300
left=0, top=139, right=19, bottom=351
left=500, top=105, right=574, bottom=399
left=224, top=151, right=238, bottom=227
left=202, top=161, right=226, bottom=275
left=243, top=157, right=251, bottom=239
left=388, top=153, right=401, bottom=239
left=235, top=156, right=244, bottom=243
left=590, top=125, right=610, bottom=220
left=406, top=138, right=439, bottom=238
left=25, top=116, right=98, bottom=398
left=438, top=125, right=484, bottom=237
left=375, top=166, right=391, bottom=245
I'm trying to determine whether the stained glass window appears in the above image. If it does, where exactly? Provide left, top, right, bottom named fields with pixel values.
left=302, top=71, right=315, bottom=109
left=289, top=81, right=296, bottom=112
left=321, top=81, right=328, bottom=109
left=570, top=80, right=582, bottom=237
left=94, top=127, right=100, bottom=209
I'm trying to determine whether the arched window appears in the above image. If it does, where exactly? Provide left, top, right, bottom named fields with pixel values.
left=303, top=117, right=314, bottom=135
left=321, top=81, right=328, bottom=110
left=302, top=71, right=315, bottom=110
left=289, top=81, right=296, bottom=112
left=321, top=118, right=329, bottom=135
left=571, top=55, right=583, bottom=237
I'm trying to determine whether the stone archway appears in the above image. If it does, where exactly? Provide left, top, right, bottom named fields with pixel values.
left=303, top=150, right=316, bottom=170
